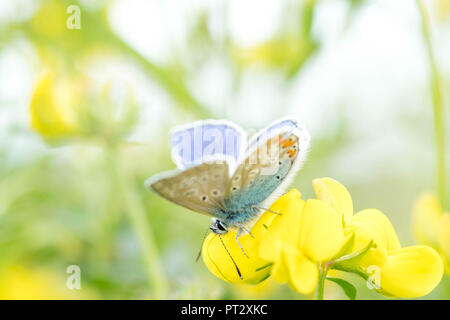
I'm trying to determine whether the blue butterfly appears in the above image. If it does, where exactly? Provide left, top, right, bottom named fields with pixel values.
left=145, top=117, right=310, bottom=267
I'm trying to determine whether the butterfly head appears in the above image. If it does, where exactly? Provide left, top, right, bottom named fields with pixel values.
left=210, top=219, right=228, bottom=235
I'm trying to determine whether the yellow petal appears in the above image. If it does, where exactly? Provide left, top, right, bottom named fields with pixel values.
left=258, top=189, right=304, bottom=262
left=298, top=199, right=344, bottom=262
left=379, top=246, right=443, bottom=298
left=284, top=245, right=318, bottom=294
left=412, top=193, right=443, bottom=248
left=232, top=277, right=276, bottom=299
left=438, top=213, right=450, bottom=274
left=30, top=72, right=76, bottom=141
left=271, top=259, right=289, bottom=284
left=202, top=223, right=271, bottom=284
left=348, top=209, right=401, bottom=255
left=312, top=178, right=353, bottom=223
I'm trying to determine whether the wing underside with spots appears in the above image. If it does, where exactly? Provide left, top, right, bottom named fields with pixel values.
left=146, top=162, right=229, bottom=217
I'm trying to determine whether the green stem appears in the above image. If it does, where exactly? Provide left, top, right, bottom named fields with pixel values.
left=417, top=0, right=447, bottom=210
left=331, top=264, right=368, bottom=281
left=315, top=263, right=328, bottom=300
left=114, top=149, right=169, bottom=298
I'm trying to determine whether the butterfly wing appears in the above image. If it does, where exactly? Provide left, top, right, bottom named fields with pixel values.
left=224, top=118, right=309, bottom=213
left=145, top=162, right=229, bottom=217
left=170, top=120, right=246, bottom=175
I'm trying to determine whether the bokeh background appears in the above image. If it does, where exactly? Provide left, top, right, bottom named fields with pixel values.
left=0, top=0, right=449, bottom=299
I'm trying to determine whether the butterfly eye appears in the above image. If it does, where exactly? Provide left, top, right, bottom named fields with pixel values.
left=216, top=221, right=226, bottom=231
left=276, top=175, right=281, bottom=180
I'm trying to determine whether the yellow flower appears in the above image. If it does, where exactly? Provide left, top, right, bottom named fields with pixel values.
left=264, top=199, right=345, bottom=294
left=30, top=72, right=81, bottom=142
left=202, top=178, right=444, bottom=299
left=0, top=265, right=97, bottom=299
left=316, top=178, right=444, bottom=298
left=30, top=71, right=137, bottom=145
left=413, top=192, right=450, bottom=274
left=201, top=196, right=279, bottom=284
left=202, top=190, right=315, bottom=285
left=258, top=185, right=345, bottom=294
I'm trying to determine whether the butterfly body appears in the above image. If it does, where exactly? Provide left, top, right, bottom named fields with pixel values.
left=146, top=118, right=310, bottom=249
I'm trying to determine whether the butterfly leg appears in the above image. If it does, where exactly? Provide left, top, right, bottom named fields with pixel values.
left=241, top=226, right=254, bottom=238
left=235, top=229, right=249, bottom=258
left=252, top=205, right=282, bottom=216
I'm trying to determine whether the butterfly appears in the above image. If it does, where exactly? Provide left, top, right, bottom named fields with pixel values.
left=145, top=117, right=310, bottom=271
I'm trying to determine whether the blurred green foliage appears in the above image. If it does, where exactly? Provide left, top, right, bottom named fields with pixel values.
left=0, top=0, right=449, bottom=299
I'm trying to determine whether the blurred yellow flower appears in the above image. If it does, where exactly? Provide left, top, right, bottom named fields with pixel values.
left=30, top=71, right=137, bottom=145
left=434, top=0, right=450, bottom=21
left=31, top=0, right=67, bottom=40
left=30, top=72, right=81, bottom=142
left=413, top=192, right=450, bottom=274
left=0, top=265, right=95, bottom=300
left=203, top=178, right=444, bottom=299
left=234, top=37, right=305, bottom=68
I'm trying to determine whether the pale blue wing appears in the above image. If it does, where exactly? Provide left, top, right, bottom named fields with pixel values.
left=246, top=117, right=310, bottom=155
left=170, top=120, right=246, bottom=172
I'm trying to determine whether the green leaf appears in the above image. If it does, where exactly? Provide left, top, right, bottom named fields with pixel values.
left=255, top=262, right=274, bottom=272
left=333, top=240, right=375, bottom=265
left=326, top=277, right=357, bottom=300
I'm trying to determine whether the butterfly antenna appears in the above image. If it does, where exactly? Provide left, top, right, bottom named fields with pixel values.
left=218, top=234, right=243, bottom=280
left=195, top=228, right=211, bottom=262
